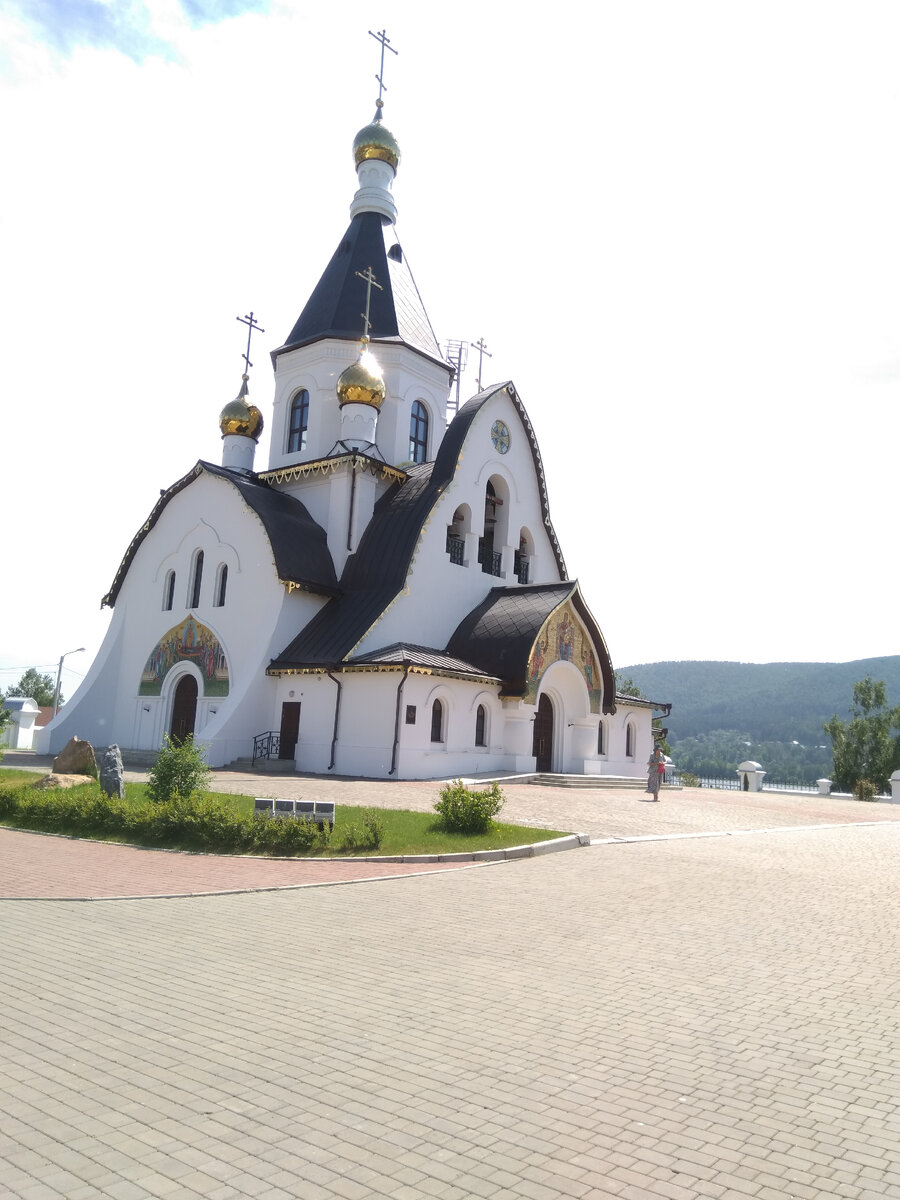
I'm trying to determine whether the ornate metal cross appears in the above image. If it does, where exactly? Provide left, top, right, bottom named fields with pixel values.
left=236, top=311, right=265, bottom=374
left=471, top=337, right=493, bottom=391
left=368, top=28, right=398, bottom=104
left=355, top=266, right=383, bottom=340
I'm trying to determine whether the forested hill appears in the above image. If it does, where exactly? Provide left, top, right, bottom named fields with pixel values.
left=617, top=657, right=900, bottom=745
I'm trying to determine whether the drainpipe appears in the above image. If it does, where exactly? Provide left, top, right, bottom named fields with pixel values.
left=347, top=459, right=358, bottom=552
left=389, top=664, right=411, bottom=775
left=326, top=669, right=342, bottom=770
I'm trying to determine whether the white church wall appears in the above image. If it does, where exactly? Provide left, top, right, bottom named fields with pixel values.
left=374, top=351, right=450, bottom=468
left=40, top=472, right=329, bottom=763
left=269, top=340, right=349, bottom=469
left=599, top=702, right=655, bottom=777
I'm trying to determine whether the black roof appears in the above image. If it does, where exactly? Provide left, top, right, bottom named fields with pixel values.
left=269, top=383, right=574, bottom=676
left=447, top=582, right=617, bottom=713
left=348, top=643, right=500, bottom=680
left=102, top=461, right=338, bottom=608
left=273, top=212, right=448, bottom=371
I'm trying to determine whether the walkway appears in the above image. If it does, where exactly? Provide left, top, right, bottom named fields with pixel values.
left=1, top=771, right=899, bottom=1199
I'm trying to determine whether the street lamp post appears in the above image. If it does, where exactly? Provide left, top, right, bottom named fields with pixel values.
left=53, top=648, right=85, bottom=717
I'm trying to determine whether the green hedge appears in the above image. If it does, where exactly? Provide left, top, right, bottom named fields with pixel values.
left=0, top=782, right=330, bottom=855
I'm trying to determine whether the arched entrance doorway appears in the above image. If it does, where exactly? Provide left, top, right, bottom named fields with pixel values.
left=170, top=675, right=198, bottom=744
left=532, top=693, right=554, bottom=772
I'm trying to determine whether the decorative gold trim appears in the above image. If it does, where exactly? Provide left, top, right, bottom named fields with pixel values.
left=258, top=455, right=406, bottom=487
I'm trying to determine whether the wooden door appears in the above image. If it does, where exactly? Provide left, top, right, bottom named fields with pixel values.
left=532, top=693, right=553, bottom=772
left=279, top=701, right=302, bottom=760
left=170, top=675, right=198, bottom=744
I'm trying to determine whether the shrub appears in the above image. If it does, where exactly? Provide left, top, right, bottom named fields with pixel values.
left=853, top=778, right=879, bottom=802
left=147, top=735, right=211, bottom=803
left=434, top=779, right=505, bottom=834
left=679, top=772, right=700, bottom=788
left=336, top=808, right=384, bottom=852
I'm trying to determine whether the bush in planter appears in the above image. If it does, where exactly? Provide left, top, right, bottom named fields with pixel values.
left=434, top=779, right=505, bottom=834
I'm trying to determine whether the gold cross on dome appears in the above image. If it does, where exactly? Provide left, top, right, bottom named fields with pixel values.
left=355, top=266, right=384, bottom=340
left=368, top=29, right=398, bottom=106
left=236, top=311, right=265, bottom=374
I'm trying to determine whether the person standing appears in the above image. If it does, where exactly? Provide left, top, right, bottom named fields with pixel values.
left=646, top=746, right=666, bottom=801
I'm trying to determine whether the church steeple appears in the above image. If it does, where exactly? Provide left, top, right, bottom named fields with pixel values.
left=266, top=34, right=452, bottom=475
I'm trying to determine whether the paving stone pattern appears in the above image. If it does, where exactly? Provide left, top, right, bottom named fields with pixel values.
left=1, top=786, right=899, bottom=1199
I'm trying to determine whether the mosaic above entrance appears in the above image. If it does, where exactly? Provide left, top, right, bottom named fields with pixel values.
left=139, top=616, right=229, bottom=697
left=524, top=602, right=603, bottom=713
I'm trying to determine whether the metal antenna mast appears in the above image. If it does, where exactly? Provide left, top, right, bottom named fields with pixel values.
left=444, top=339, right=469, bottom=413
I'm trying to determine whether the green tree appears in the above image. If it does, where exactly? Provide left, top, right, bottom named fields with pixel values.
left=147, top=734, right=211, bottom=803
left=5, top=668, right=60, bottom=708
left=824, top=677, right=900, bottom=794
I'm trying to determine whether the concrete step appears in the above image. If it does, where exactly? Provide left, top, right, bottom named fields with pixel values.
left=529, top=773, right=647, bottom=790
left=231, top=757, right=297, bottom=774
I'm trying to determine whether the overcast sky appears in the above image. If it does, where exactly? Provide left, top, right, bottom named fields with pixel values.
left=1, top=0, right=897, bottom=704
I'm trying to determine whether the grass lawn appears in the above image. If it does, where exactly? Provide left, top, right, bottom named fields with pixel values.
left=0, top=773, right=570, bottom=857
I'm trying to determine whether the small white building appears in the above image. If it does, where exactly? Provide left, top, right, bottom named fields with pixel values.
left=1, top=697, right=42, bottom=750
left=37, top=96, right=666, bottom=780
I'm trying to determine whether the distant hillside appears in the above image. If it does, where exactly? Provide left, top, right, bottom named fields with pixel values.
left=618, top=657, right=900, bottom=746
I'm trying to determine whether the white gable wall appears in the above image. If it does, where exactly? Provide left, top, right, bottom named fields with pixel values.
left=38, top=473, right=332, bottom=765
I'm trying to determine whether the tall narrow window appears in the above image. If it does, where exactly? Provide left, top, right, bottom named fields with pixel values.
left=625, top=723, right=634, bottom=758
left=163, top=570, right=176, bottom=611
left=189, top=550, right=204, bottom=609
left=475, top=704, right=487, bottom=747
left=597, top=721, right=605, bottom=755
left=288, top=389, right=309, bottom=453
left=409, top=401, right=428, bottom=463
left=214, top=563, right=228, bottom=607
left=430, top=699, right=444, bottom=743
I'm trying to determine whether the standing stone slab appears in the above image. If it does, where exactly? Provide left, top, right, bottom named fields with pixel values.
left=53, top=736, right=97, bottom=778
left=99, top=744, right=125, bottom=799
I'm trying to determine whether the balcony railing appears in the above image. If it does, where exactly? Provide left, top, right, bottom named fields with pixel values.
left=478, top=540, right=502, bottom=577
left=446, top=534, right=465, bottom=565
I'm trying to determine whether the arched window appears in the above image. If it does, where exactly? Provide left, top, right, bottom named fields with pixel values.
left=475, top=704, right=487, bottom=747
left=214, top=563, right=228, bottom=607
left=625, top=723, right=635, bottom=758
left=409, top=401, right=428, bottom=464
left=163, top=570, right=176, bottom=612
left=597, top=721, right=605, bottom=755
left=430, top=699, right=444, bottom=743
left=287, top=389, right=309, bottom=453
left=189, top=550, right=204, bottom=609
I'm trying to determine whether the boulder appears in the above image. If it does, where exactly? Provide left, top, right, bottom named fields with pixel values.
left=32, top=773, right=95, bottom=790
left=52, top=736, right=97, bottom=778
left=99, top=744, right=125, bottom=799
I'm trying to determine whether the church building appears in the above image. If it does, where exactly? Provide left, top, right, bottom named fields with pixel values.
left=38, top=87, right=662, bottom=780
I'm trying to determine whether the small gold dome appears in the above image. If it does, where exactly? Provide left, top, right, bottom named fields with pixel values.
left=219, top=376, right=264, bottom=440
left=337, top=347, right=386, bottom=409
left=353, top=106, right=400, bottom=170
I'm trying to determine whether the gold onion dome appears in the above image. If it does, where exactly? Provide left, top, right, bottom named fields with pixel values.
left=337, top=345, right=386, bottom=409
left=219, top=375, right=264, bottom=440
left=353, top=100, right=400, bottom=170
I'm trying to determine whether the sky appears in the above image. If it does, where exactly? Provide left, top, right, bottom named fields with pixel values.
left=1, top=0, right=897, bottom=705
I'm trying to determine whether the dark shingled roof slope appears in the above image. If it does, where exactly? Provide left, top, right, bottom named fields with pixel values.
left=273, top=212, right=448, bottom=371
left=270, top=384, right=527, bottom=671
left=447, top=582, right=617, bottom=714
left=102, top=461, right=338, bottom=608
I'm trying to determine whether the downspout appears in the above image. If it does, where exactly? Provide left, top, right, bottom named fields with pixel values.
left=347, top=458, right=358, bottom=552
left=326, top=669, right=342, bottom=770
left=389, top=664, right=411, bottom=776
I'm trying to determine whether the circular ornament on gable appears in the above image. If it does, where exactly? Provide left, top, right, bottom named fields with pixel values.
left=491, top=419, right=511, bottom=454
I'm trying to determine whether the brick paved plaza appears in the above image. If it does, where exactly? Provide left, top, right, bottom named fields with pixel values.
left=1, top=774, right=899, bottom=1199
